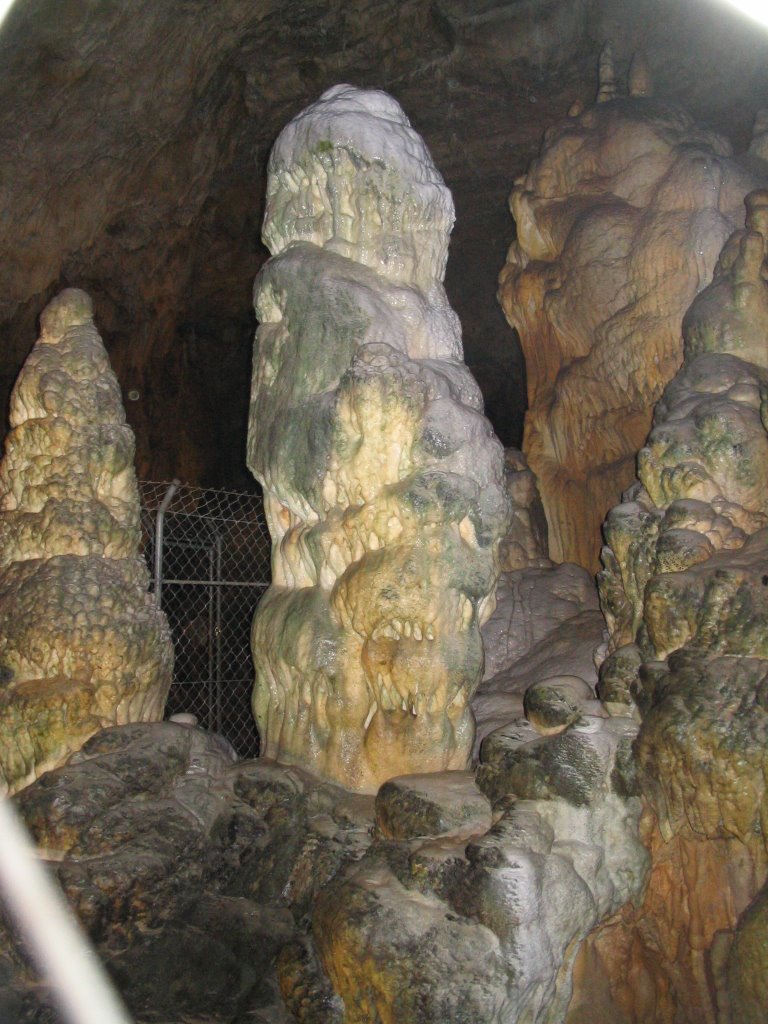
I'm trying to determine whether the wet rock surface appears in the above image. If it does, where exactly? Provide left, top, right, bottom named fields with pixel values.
left=2, top=643, right=648, bottom=1024
left=2, top=722, right=372, bottom=1024
left=588, top=192, right=768, bottom=1022
left=374, top=771, right=491, bottom=840
left=0, top=290, right=173, bottom=795
left=247, top=86, right=509, bottom=792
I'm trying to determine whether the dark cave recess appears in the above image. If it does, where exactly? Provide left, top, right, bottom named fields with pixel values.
left=1, top=0, right=767, bottom=485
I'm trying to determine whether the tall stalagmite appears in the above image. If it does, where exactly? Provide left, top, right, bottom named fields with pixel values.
left=499, top=55, right=768, bottom=571
left=0, top=289, right=173, bottom=794
left=247, top=85, right=509, bottom=792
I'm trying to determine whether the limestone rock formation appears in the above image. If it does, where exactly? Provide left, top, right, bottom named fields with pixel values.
left=312, top=691, right=646, bottom=1024
left=1, top=721, right=366, bottom=1024
left=247, top=86, right=509, bottom=792
left=474, top=560, right=606, bottom=747
left=498, top=447, right=550, bottom=572
left=297, top=557, right=644, bottom=1023
left=4, top=1, right=768, bottom=487
left=0, top=715, right=641, bottom=1024
left=592, top=191, right=768, bottom=1022
left=1, top=561, right=648, bottom=1024
left=0, top=289, right=173, bottom=795
left=498, top=58, right=768, bottom=570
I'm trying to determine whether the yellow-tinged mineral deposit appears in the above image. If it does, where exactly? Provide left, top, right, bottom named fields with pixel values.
left=248, top=86, right=510, bottom=792
left=0, top=289, right=173, bottom=795
left=590, top=192, right=768, bottom=1022
left=499, top=61, right=768, bottom=571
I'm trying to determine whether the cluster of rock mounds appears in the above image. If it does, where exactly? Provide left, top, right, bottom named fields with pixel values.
left=0, top=289, right=172, bottom=796
left=4, top=69, right=768, bottom=1024
left=0, top=85, right=648, bottom=1024
left=1, top=722, right=351, bottom=1024
left=2, top=610, right=646, bottom=1024
left=591, top=188, right=768, bottom=1022
left=499, top=47, right=768, bottom=572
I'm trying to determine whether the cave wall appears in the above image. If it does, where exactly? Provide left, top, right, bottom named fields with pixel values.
left=2, top=1, right=768, bottom=489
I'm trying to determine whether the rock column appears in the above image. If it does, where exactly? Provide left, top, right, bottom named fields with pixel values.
left=0, top=289, right=173, bottom=794
left=499, top=55, right=768, bottom=570
left=248, top=86, right=509, bottom=792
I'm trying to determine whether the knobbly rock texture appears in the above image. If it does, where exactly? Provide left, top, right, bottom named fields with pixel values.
left=374, top=770, right=492, bottom=840
left=599, top=190, right=768, bottom=660
left=498, top=50, right=768, bottom=571
left=312, top=691, right=647, bottom=1023
left=590, top=193, right=768, bottom=1022
left=0, top=722, right=371, bottom=1024
left=0, top=290, right=173, bottom=795
left=247, top=86, right=509, bottom=792
left=299, top=553, right=643, bottom=1024
left=1, top=713, right=647, bottom=1024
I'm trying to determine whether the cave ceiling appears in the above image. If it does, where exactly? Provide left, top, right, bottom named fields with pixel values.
left=1, top=0, right=767, bottom=487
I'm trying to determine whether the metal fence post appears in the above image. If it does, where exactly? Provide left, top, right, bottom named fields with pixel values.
left=214, top=533, right=223, bottom=734
left=153, top=479, right=181, bottom=607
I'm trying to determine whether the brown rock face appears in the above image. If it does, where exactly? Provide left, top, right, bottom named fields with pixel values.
left=498, top=447, right=551, bottom=572
left=568, top=816, right=767, bottom=1024
left=499, top=73, right=768, bottom=570
left=586, top=194, right=768, bottom=1023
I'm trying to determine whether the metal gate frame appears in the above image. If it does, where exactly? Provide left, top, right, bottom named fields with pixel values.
left=139, top=480, right=271, bottom=757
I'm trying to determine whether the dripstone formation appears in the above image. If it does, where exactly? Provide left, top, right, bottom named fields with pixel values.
left=499, top=49, right=768, bottom=572
left=3, top=51, right=768, bottom=1024
left=0, top=289, right=173, bottom=795
left=0, top=87, right=661, bottom=1024
left=591, top=190, right=768, bottom=1023
left=247, top=85, right=509, bottom=792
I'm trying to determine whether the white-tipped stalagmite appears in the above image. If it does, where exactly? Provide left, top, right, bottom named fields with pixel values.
left=596, top=42, right=617, bottom=103
left=248, top=86, right=509, bottom=792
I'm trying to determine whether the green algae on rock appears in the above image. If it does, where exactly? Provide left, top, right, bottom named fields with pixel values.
left=0, top=290, right=173, bottom=795
left=248, top=87, right=509, bottom=792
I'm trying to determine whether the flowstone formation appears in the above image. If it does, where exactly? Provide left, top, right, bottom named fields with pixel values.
left=591, top=191, right=768, bottom=1023
left=497, top=447, right=550, bottom=573
left=498, top=48, right=768, bottom=571
left=0, top=289, right=173, bottom=795
left=247, top=85, right=509, bottom=792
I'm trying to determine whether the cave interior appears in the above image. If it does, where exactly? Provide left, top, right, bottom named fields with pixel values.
left=1, top=1, right=768, bottom=1023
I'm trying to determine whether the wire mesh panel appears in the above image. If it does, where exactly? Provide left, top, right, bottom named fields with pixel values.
left=139, top=481, right=272, bottom=758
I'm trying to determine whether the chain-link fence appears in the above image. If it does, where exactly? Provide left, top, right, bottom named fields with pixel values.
left=138, top=480, right=272, bottom=758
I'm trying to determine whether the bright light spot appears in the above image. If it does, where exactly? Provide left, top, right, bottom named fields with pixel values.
left=0, top=0, right=17, bottom=28
left=719, top=0, right=768, bottom=28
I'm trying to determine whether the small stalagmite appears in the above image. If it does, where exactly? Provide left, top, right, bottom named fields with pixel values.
left=247, top=85, right=509, bottom=792
left=0, top=289, right=173, bottom=794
